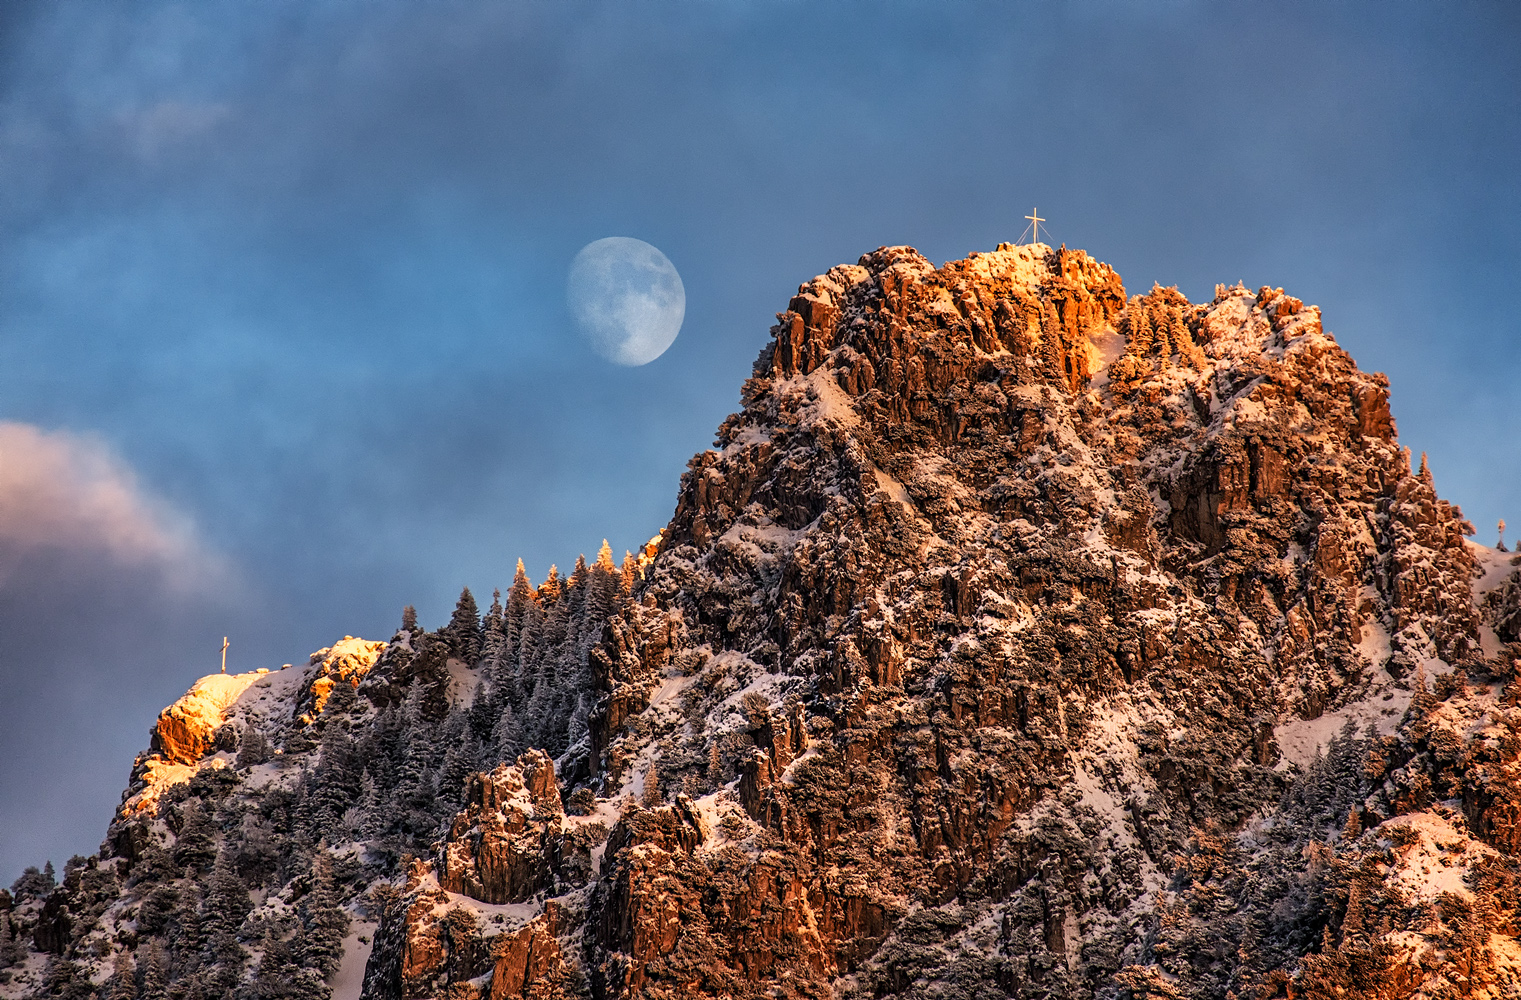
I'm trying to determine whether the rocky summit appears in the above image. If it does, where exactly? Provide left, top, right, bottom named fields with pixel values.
left=5, top=243, right=1521, bottom=1000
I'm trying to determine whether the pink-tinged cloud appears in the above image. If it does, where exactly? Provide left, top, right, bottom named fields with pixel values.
left=0, top=421, right=222, bottom=591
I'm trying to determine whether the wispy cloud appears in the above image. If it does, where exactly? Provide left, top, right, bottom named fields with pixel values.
left=0, top=421, right=224, bottom=593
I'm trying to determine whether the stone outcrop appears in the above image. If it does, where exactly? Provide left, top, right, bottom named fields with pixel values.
left=147, top=670, right=267, bottom=766
left=439, top=751, right=565, bottom=905
left=294, top=635, right=387, bottom=724
left=574, top=243, right=1502, bottom=997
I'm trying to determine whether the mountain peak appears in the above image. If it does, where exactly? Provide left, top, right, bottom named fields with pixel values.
left=7, top=243, right=1519, bottom=1000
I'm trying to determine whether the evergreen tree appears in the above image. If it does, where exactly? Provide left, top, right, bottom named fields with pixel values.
left=247, top=931, right=293, bottom=1000
left=306, top=723, right=360, bottom=838
left=324, top=677, right=358, bottom=716
left=0, top=916, right=23, bottom=968
left=587, top=543, right=621, bottom=626
left=171, top=882, right=206, bottom=973
left=299, top=852, right=349, bottom=981
left=620, top=550, right=638, bottom=594
left=401, top=605, right=418, bottom=633
left=34, top=955, right=94, bottom=999
left=489, top=702, right=524, bottom=765
left=436, top=710, right=479, bottom=807
left=480, top=589, right=506, bottom=669
left=172, top=804, right=217, bottom=874
left=503, top=560, right=537, bottom=657
left=136, top=883, right=180, bottom=937
left=10, top=863, right=55, bottom=901
left=234, top=726, right=271, bottom=769
left=203, top=849, right=251, bottom=943
left=107, top=949, right=137, bottom=1000
left=356, top=771, right=383, bottom=838
left=444, top=587, right=482, bottom=664
left=138, top=940, right=170, bottom=1000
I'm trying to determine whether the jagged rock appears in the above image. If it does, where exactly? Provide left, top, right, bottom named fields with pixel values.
left=581, top=244, right=1490, bottom=996
left=17, top=241, right=1521, bottom=1000
left=147, top=670, right=269, bottom=766
left=294, top=635, right=387, bottom=724
left=487, top=902, right=572, bottom=999
left=365, top=859, right=577, bottom=1000
left=439, top=751, right=565, bottom=905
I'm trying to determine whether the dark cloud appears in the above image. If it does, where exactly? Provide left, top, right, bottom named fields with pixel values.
left=1, top=1, right=1519, bottom=875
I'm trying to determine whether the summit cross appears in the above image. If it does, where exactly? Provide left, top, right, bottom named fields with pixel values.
left=1025, top=208, right=1045, bottom=245
left=220, top=636, right=229, bottom=674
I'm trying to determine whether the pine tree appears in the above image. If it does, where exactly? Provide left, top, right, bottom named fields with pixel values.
left=107, top=948, right=137, bottom=1000
left=436, top=709, right=478, bottom=807
left=444, top=587, right=482, bottom=664
left=480, top=589, right=506, bottom=668
left=587, top=544, right=620, bottom=626
left=171, top=882, right=206, bottom=972
left=203, top=849, right=251, bottom=943
left=235, top=725, right=271, bottom=769
left=401, top=605, right=418, bottom=633
left=136, top=882, right=179, bottom=937
left=10, top=863, right=55, bottom=902
left=35, top=955, right=94, bottom=999
left=138, top=940, right=170, bottom=1000
left=306, top=723, right=360, bottom=838
left=620, top=550, right=638, bottom=594
left=172, top=804, right=217, bottom=873
left=247, top=930, right=294, bottom=1000
left=503, top=560, right=537, bottom=662
left=489, top=702, right=524, bottom=765
left=0, top=916, right=22, bottom=968
left=299, top=852, right=349, bottom=981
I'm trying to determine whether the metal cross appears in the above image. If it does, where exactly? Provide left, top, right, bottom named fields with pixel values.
left=1025, top=208, right=1045, bottom=245
left=220, top=636, right=229, bottom=674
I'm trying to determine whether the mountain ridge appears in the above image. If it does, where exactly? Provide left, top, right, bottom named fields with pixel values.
left=5, top=242, right=1520, bottom=1000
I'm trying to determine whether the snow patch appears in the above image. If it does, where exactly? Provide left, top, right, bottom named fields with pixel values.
left=329, top=920, right=376, bottom=1000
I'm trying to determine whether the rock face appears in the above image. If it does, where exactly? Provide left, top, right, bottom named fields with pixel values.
left=573, top=243, right=1509, bottom=997
left=295, top=635, right=387, bottom=724
left=440, top=751, right=565, bottom=905
left=147, top=670, right=267, bottom=766
left=12, top=242, right=1521, bottom=1000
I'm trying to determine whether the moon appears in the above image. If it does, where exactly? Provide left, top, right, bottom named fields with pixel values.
left=566, top=237, right=686, bottom=366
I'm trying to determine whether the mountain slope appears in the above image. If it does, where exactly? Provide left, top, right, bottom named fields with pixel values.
left=5, top=243, right=1519, bottom=1000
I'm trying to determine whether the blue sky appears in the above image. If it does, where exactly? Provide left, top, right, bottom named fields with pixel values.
left=1, top=1, right=1517, bottom=876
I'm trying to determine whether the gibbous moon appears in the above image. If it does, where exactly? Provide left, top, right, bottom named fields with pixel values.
left=566, top=237, right=685, bottom=366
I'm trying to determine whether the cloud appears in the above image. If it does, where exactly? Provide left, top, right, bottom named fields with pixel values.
left=121, top=99, right=229, bottom=162
left=0, top=421, right=221, bottom=592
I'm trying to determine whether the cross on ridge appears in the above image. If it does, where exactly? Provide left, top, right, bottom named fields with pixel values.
left=1025, top=208, right=1046, bottom=245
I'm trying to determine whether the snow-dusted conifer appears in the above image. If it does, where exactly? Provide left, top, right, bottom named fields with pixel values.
left=480, top=589, right=506, bottom=667
left=10, top=863, right=54, bottom=901
left=107, top=948, right=136, bottom=1000
left=172, top=805, right=217, bottom=874
left=171, top=882, right=206, bottom=971
left=138, top=939, right=170, bottom=1000
left=235, top=725, right=271, bottom=769
left=489, top=702, right=523, bottom=766
left=503, top=559, right=536, bottom=658
left=307, top=722, right=360, bottom=838
left=203, top=849, right=251, bottom=943
left=299, top=851, right=349, bottom=981
left=620, top=549, right=638, bottom=594
left=436, top=709, right=478, bottom=807
left=36, top=955, right=93, bottom=1000
left=444, top=587, right=482, bottom=663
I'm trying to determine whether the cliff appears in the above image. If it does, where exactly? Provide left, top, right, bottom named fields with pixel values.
left=4, top=243, right=1520, bottom=1000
